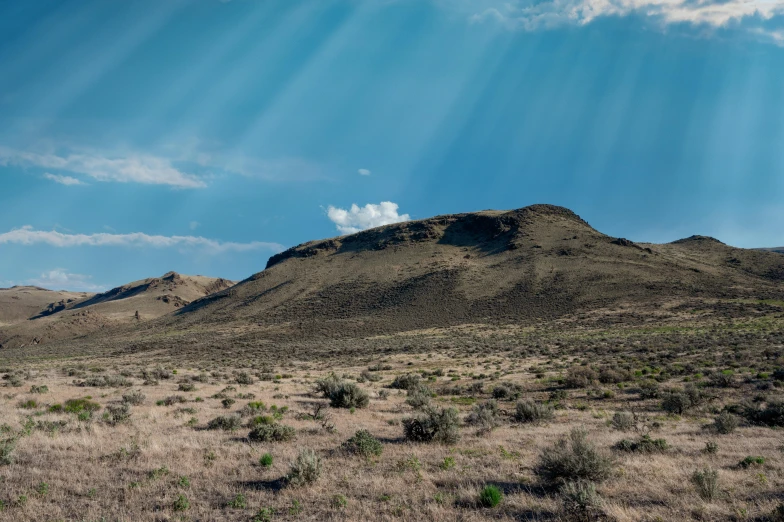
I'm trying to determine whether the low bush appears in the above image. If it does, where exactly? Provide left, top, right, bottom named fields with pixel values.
left=515, top=400, right=554, bottom=424
left=287, top=449, right=322, bottom=487
left=207, top=415, right=242, bottom=431
left=613, top=435, right=668, bottom=453
left=390, top=373, right=421, bottom=390
left=402, top=407, right=460, bottom=444
left=466, top=400, right=501, bottom=432
left=0, top=437, right=16, bottom=465
left=122, top=390, right=146, bottom=405
left=103, top=404, right=132, bottom=425
left=248, top=423, right=295, bottom=442
left=610, top=411, right=634, bottom=431
left=30, top=385, right=48, bottom=394
left=536, top=428, right=614, bottom=485
left=692, top=467, right=720, bottom=501
left=329, top=382, right=370, bottom=409
left=63, top=398, right=101, bottom=415
left=565, top=367, right=598, bottom=389
left=560, top=480, right=605, bottom=522
left=744, top=400, right=784, bottom=427
left=342, top=430, right=383, bottom=458
left=713, top=412, right=739, bottom=434
left=491, top=382, right=522, bottom=400
left=739, top=456, right=765, bottom=469
left=478, top=485, right=503, bottom=507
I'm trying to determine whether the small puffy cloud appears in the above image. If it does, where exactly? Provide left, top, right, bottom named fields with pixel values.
left=189, top=221, right=200, bottom=231
left=43, top=173, right=85, bottom=186
left=327, top=201, right=410, bottom=235
left=0, top=226, right=283, bottom=254
left=0, top=147, right=205, bottom=188
left=24, top=269, right=106, bottom=292
left=358, top=168, right=371, bottom=176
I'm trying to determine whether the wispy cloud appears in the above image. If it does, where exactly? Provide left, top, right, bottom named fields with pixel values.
left=43, top=173, right=85, bottom=186
left=358, top=168, right=371, bottom=176
left=327, top=201, right=410, bottom=235
left=23, top=269, right=106, bottom=292
left=0, top=226, right=283, bottom=254
left=0, top=147, right=206, bottom=188
left=451, top=0, right=784, bottom=42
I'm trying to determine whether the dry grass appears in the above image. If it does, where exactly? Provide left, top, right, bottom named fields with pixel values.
left=0, top=349, right=782, bottom=522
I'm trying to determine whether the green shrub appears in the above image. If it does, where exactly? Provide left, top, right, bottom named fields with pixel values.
left=440, top=456, right=456, bottom=470
left=207, top=415, right=242, bottom=431
left=491, top=382, right=522, bottom=400
left=402, top=407, right=460, bottom=444
left=0, top=437, right=17, bottom=465
left=248, top=415, right=275, bottom=428
left=178, top=383, right=196, bottom=392
left=30, top=385, right=48, bottom=394
left=390, top=373, right=421, bottom=390
left=63, top=398, right=101, bottom=415
left=287, top=449, right=322, bottom=487
left=248, top=423, right=296, bottom=443
left=704, top=441, right=719, bottom=454
left=739, top=456, right=765, bottom=469
left=173, top=494, right=190, bottom=511
left=613, top=435, right=668, bottom=453
left=479, top=484, right=503, bottom=507
left=692, top=467, right=720, bottom=501
left=661, top=392, right=691, bottom=414
left=342, top=430, right=383, bottom=458
left=331, top=494, right=348, bottom=509
left=638, top=381, right=660, bottom=399
left=713, top=412, right=739, bottom=434
left=227, top=493, right=247, bottom=509
left=221, top=398, right=236, bottom=409
left=18, top=399, right=38, bottom=409
left=536, top=428, right=614, bottom=485
left=259, top=453, right=274, bottom=468
left=744, top=401, right=784, bottom=427
left=329, top=382, right=370, bottom=409
left=515, top=400, right=555, bottom=424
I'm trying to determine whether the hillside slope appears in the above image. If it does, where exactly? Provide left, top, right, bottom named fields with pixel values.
left=155, top=205, right=783, bottom=341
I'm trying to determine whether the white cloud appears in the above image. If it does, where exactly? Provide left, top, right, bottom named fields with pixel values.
left=189, top=221, right=201, bottom=231
left=0, top=147, right=206, bottom=188
left=24, top=269, right=106, bottom=292
left=358, top=168, right=371, bottom=176
left=327, top=201, right=410, bottom=235
left=43, top=173, right=85, bottom=186
left=0, top=226, right=283, bottom=254
left=451, top=0, right=784, bottom=41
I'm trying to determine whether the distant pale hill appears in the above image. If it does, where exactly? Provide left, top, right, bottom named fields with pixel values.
left=0, top=286, right=92, bottom=327
left=0, top=272, right=234, bottom=349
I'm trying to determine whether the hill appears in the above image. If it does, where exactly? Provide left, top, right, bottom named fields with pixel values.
left=154, top=204, right=783, bottom=342
left=0, top=272, right=234, bottom=349
left=0, top=286, right=92, bottom=327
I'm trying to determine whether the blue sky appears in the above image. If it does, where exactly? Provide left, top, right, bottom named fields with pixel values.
left=1, top=0, right=783, bottom=291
